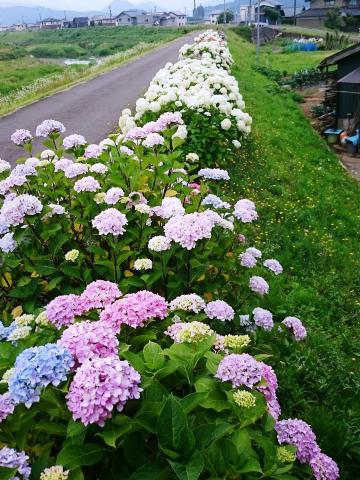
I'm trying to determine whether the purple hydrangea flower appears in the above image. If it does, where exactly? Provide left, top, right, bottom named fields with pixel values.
left=10, top=129, right=33, bottom=146
left=0, top=447, right=31, bottom=479
left=54, top=158, right=73, bottom=172
left=156, top=111, right=184, bottom=130
left=0, top=393, right=15, bottom=422
left=153, top=197, right=184, bottom=219
left=84, top=144, right=103, bottom=158
left=276, top=419, right=320, bottom=463
left=234, top=199, right=258, bottom=223
left=90, top=163, right=108, bottom=174
left=67, top=357, right=141, bottom=426
left=0, top=232, right=17, bottom=253
left=257, top=363, right=280, bottom=420
left=164, top=211, right=215, bottom=250
left=282, top=316, right=307, bottom=341
left=263, top=259, right=283, bottom=275
left=73, top=176, right=100, bottom=193
left=63, top=134, right=86, bottom=149
left=239, top=252, right=257, bottom=268
left=35, top=119, right=65, bottom=137
left=249, top=276, right=269, bottom=296
left=104, top=187, right=124, bottom=205
left=205, top=300, right=235, bottom=321
left=1, top=194, right=43, bottom=226
left=253, top=307, right=273, bottom=331
left=143, top=133, right=164, bottom=148
left=64, top=162, right=88, bottom=179
left=310, top=453, right=340, bottom=480
left=216, top=353, right=262, bottom=388
left=92, top=208, right=127, bottom=236
left=198, top=168, right=230, bottom=181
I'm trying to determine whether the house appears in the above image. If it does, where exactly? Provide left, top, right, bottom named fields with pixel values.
left=159, top=11, right=187, bottom=26
left=208, top=10, right=223, bottom=23
left=70, top=17, right=89, bottom=28
left=239, top=0, right=282, bottom=24
left=319, top=43, right=360, bottom=130
left=40, top=18, right=63, bottom=29
left=0, top=25, right=10, bottom=32
left=116, top=10, right=143, bottom=25
left=296, top=0, right=360, bottom=28
left=91, top=16, right=117, bottom=26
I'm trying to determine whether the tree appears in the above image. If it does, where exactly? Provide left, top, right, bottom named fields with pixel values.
left=324, top=7, right=343, bottom=29
left=217, top=10, right=234, bottom=24
left=263, top=6, right=280, bottom=24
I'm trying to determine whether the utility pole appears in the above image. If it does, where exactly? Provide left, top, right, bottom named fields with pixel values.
left=223, top=0, right=226, bottom=24
left=109, top=6, right=112, bottom=19
left=256, top=0, right=260, bottom=65
left=193, top=0, right=196, bottom=18
left=293, top=0, right=297, bottom=25
left=248, top=0, right=252, bottom=24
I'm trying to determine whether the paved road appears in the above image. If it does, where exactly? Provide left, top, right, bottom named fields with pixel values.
left=0, top=34, right=196, bottom=164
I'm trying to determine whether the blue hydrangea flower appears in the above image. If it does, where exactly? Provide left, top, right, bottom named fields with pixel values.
left=8, top=344, right=74, bottom=407
left=0, top=321, right=17, bottom=340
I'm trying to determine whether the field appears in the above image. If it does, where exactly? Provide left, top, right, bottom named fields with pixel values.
left=0, top=26, right=189, bottom=115
left=228, top=29, right=360, bottom=479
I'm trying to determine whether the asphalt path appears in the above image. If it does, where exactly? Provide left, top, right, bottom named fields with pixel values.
left=0, top=33, right=196, bottom=164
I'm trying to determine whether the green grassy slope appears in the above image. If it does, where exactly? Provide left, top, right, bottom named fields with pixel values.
left=227, top=30, right=360, bottom=479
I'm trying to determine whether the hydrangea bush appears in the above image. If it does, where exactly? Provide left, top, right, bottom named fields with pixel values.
left=0, top=30, right=338, bottom=480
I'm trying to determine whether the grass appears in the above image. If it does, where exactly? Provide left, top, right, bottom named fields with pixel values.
left=259, top=39, right=336, bottom=73
left=276, top=23, right=360, bottom=41
left=227, top=30, right=360, bottom=479
left=0, top=27, right=196, bottom=117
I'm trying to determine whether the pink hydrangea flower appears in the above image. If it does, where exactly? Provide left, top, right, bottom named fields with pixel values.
left=105, top=187, right=124, bottom=205
left=100, top=290, right=168, bottom=333
left=11, top=129, right=33, bottom=146
left=92, top=208, right=127, bottom=236
left=80, top=280, right=121, bottom=311
left=84, top=144, right=103, bottom=159
left=164, top=211, right=215, bottom=250
left=46, top=294, right=84, bottom=329
left=205, top=300, right=234, bottom=321
left=67, top=357, right=141, bottom=426
left=239, top=252, right=257, bottom=268
left=58, top=320, right=118, bottom=365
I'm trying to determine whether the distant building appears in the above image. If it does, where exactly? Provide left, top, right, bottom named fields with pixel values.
left=160, top=11, right=187, bottom=26
left=239, top=0, right=282, bottom=23
left=70, top=17, right=89, bottom=28
left=40, top=18, right=63, bottom=29
left=0, top=25, right=9, bottom=32
left=91, top=16, right=117, bottom=27
left=207, top=10, right=223, bottom=23
left=297, top=0, right=360, bottom=27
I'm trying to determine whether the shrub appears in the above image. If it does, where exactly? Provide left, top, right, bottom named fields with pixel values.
left=0, top=30, right=339, bottom=480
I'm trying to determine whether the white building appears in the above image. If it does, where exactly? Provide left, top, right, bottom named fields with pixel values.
left=239, top=0, right=282, bottom=23
left=208, top=10, right=223, bottom=24
left=40, top=18, right=63, bottom=29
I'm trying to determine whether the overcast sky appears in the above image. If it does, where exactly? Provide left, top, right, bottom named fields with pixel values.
left=0, top=0, right=218, bottom=11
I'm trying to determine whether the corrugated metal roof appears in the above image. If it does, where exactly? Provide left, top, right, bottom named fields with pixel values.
left=319, top=42, right=360, bottom=67
left=338, top=66, right=360, bottom=83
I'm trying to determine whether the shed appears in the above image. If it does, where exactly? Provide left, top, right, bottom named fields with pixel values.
left=319, top=43, right=360, bottom=130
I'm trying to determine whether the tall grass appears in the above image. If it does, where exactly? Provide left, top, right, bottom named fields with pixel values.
left=227, top=30, right=360, bottom=480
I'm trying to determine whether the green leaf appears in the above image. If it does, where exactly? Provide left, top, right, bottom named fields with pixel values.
left=157, top=395, right=195, bottom=459
left=0, top=467, right=18, bottom=480
left=193, top=423, right=232, bottom=450
left=169, top=450, right=204, bottom=480
left=129, top=464, right=171, bottom=480
left=57, top=444, right=105, bottom=469
left=143, top=341, right=165, bottom=371
left=68, top=468, right=84, bottom=480
left=96, top=421, right=132, bottom=447
left=180, top=392, right=208, bottom=414
left=237, top=457, right=263, bottom=474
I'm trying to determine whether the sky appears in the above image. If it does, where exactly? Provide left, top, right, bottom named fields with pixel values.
left=0, top=0, right=218, bottom=11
